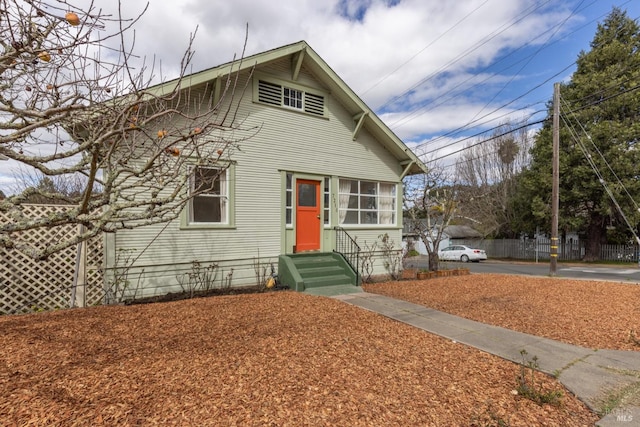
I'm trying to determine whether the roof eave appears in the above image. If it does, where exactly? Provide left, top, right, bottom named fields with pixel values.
left=299, top=46, right=427, bottom=175
left=147, top=41, right=311, bottom=97
left=144, top=41, right=428, bottom=175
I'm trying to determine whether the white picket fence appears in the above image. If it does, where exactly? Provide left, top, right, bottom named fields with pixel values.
left=0, top=204, right=104, bottom=315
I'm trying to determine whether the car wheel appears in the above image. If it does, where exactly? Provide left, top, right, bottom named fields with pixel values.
left=460, top=254, right=469, bottom=263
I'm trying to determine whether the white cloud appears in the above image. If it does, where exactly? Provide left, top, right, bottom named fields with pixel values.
left=87, top=0, right=580, bottom=123
left=2, top=0, right=634, bottom=193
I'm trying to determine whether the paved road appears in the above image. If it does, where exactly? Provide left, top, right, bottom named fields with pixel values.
left=405, top=257, right=640, bottom=284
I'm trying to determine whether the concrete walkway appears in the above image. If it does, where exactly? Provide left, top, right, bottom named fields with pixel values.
left=331, top=291, right=640, bottom=427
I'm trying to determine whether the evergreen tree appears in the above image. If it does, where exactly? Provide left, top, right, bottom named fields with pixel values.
left=517, top=8, right=640, bottom=260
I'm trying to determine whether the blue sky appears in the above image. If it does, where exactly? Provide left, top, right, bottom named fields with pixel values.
left=1, top=0, right=639, bottom=193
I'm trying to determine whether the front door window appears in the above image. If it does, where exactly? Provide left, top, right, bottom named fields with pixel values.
left=295, top=179, right=321, bottom=252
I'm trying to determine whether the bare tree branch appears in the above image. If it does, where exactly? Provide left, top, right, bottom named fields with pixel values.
left=0, top=0, right=258, bottom=259
left=455, top=119, right=532, bottom=237
left=404, top=161, right=460, bottom=271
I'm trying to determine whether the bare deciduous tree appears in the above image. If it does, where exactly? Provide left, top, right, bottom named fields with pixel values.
left=404, top=162, right=459, bottom=271
left=9, top=169, right=90, bottom=203
left=0, top=0, right=256, bottom=259
left=455, top=120, right=532, bottom=237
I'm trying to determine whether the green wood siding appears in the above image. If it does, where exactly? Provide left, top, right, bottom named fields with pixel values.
left=108, top=57, right=408, bottom=297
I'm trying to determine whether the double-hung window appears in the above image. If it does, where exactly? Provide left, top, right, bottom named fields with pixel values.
left=338, top=179, right=396, bottom=225
left=189, top=167, right=228, bottom=224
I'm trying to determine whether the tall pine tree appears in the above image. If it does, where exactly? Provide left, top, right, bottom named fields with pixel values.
left=517, top=8, right=640, bottom=260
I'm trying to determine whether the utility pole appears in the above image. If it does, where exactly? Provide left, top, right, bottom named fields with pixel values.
left=550, top=82, right=560, bottom=276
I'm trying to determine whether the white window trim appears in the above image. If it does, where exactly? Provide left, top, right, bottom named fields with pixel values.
left=338, top=179, right=397, bottom=226
left=182, top=164, right=235, bottom=229
left=285, top=172, right=293, bottom=228
left=323, top=177, right=331, bottom=228
left=283, top=87, right=303, bottom=111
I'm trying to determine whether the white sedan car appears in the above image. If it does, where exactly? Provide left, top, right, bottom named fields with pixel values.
left=438, top=245, right=487, bottom=262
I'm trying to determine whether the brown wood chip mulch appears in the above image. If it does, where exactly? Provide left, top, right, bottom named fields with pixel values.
left=364, top=273, right=640, bottom=351
left=4, top=273, right=635, bottom=426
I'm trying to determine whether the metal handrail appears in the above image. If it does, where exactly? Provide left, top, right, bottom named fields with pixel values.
left=333, top=226, right=361, bottom=285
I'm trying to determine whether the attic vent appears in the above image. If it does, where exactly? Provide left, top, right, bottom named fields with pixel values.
left=257, top=79, right=325, bottom=117
left=304, top=92, right=324, bottom=116
left=258, top=80, right=282, bottom=106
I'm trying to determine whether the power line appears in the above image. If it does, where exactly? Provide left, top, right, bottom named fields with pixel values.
left=561, top=94, right=640, bottom=212
left=420, top=84, right=637, bottom=172
left=361, top=0, right=492, bottom=97
left=414, top=52, right=640, bottom=158
left=386, top=4, right=638, bottom=153
left=560, top=81, right=640, bottom=114
left=467, top=0, right=590, bottom=124
left=385, top=0, right=606, bottom=131
left=376, top=0, right=555, bottom=113
left=418, top=107, right=546, bottom=158
left=409, top=57, right=576, bottom=153
left=422, top=118, right=546, bottom=164
left=427, top=142, right=532, bottom=174
left=559, top=99, right=640, bottom=245
left=407, top=33, right=597, bottom=151
left=418, top=79, right=640, bottom=172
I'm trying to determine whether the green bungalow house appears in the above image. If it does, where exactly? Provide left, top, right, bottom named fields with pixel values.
left=105, top=41, right=427, bottom=299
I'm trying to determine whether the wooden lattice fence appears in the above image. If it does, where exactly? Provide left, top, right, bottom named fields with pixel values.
left=0, top=204, right=104, bottom=315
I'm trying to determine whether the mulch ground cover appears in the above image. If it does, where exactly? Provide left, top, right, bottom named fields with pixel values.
left=0, top=274, right=620, bottom=426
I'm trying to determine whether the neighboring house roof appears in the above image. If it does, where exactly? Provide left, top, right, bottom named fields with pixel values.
left=444, top=225, right=483, bottom=239
left=403, top=219, right=483, bottom=239
left=149, top=40, right=427, bottom=176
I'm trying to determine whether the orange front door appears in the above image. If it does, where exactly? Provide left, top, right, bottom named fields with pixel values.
left=295, top=179, right=321, bottom=252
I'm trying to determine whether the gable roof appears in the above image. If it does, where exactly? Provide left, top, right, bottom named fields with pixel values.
left=151, top=41, right=427, bottom=176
